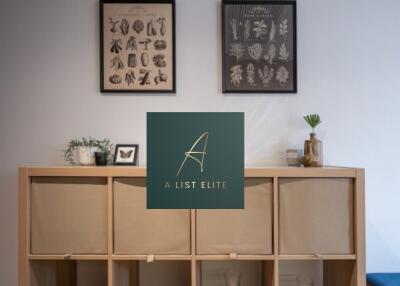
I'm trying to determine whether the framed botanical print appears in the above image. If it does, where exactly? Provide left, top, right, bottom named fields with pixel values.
left=222, top=0, right=297, bottom=93
left=100, top=0, right=176, bottom=93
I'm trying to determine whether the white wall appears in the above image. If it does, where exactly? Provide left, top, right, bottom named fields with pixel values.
left=1, top=0, right=400, bottom=284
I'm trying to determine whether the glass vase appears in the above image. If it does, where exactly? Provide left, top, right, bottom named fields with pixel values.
left=303, top=133, right=323, bottom=167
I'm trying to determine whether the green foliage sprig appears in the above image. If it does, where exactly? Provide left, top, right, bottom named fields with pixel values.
left=63, top=137, right=113, bottom=165
left=304, top=114, right=321, bottom=133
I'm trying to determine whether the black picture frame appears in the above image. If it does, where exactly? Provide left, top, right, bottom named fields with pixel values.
left=113, top=144, right=139, bottom=165
left=222, top=0, right=297, bottom=93
left=100, top=0, right=176, bottom=93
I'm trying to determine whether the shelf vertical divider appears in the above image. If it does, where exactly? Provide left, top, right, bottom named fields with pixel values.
left=273, top=176, right=279, bottom=286
left=107, top=176, right=114, bottom=286
left=18, top=167, right=29, bottom=286
left=355, top=169, right=366, bottom=286
left=191, top=209, right=197, bottom=286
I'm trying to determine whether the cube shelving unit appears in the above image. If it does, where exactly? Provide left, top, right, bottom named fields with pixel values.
left=19, top=166, right=365, bottom=286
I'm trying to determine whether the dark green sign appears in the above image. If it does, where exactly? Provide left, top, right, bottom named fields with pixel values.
left=147, top=112, right=244, bottom=209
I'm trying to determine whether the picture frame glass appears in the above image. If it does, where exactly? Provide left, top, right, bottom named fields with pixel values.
left=101, top=2, right=175, bottom=92
left=114, top=145, right=138, bottom=164
left=222, top=1, right=296, bottom=93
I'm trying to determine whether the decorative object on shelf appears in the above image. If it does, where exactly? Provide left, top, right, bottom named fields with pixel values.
left=222, top=0, right=297, bottom=93
left=100, top=0, right=176, bottom=93
left=95, top=152, right=108, bottom=166
left=225, top=269, right=241, bottom=286
left=286, top=149, right=302, bottom=166
left=113, top=144, right=139, bottom=165
left=63, top=137, right=113, bottom=166
left=77, top=146, right=98, bottom=166
left=302, top=114, right=323, bottom=167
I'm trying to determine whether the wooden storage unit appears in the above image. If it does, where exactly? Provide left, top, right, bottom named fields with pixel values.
left=19, top=166, right=365, bottom=286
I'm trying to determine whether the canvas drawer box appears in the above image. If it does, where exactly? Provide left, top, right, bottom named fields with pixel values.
left=279, top=178, right=354, bottom=255
left=113, top=178, right=191, bottom=254
left=30, top=177, right=108, bottom=254
left=196, top=178, right=273, bottom=255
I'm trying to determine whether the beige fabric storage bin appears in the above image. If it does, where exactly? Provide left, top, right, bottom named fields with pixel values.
left=113, top=178, right=191, bottom=254
left=196, top=178, right=273, bottom=255
left=279, top=178, right=354, bottom=255
left=31, top=177, right=108, bottom=254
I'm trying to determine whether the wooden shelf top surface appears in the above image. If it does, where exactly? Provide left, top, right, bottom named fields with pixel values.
left=20, top=165, right=362, bottom=177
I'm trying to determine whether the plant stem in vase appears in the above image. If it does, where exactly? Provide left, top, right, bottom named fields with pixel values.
left=302, top=114, right=323, bottom=167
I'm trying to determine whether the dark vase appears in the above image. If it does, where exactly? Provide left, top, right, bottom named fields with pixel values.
left=95, top=152, right=108, bottom=166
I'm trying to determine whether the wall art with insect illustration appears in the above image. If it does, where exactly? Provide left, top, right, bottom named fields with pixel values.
left=114, top=144, right=139, bottom=165
left=100, top=0, right=175, bottom=93
left=222, top=0, right=297, bottom=93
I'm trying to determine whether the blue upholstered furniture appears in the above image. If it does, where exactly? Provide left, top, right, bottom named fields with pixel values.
left=367, top=273, right=400, bottom=286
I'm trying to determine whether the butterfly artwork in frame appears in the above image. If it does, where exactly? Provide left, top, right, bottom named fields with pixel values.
left=113, top=144, right=139, bottom=165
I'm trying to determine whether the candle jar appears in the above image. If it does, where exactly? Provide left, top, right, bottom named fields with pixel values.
left=286, top=149, right=302, bottom=166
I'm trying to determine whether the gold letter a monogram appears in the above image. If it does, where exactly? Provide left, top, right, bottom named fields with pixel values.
left=176, top=132, right=209, bottom=176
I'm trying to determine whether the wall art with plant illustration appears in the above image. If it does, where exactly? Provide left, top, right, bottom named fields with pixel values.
left=222, top=0, right=297, bottom=93
left=100, top=0, right=175, bottom=93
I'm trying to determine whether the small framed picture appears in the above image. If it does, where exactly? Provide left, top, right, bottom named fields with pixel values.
left=222, top=0, right=297, bottom=93
left=100, top=0, right=176, bottom=93
left=113, top=144, right=139, bottom=165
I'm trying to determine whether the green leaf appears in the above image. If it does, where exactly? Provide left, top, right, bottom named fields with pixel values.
left=304, top=114, right=321, bottom=131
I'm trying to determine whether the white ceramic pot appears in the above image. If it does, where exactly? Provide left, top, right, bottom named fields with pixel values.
left=77, top=146, right=99, bottom=166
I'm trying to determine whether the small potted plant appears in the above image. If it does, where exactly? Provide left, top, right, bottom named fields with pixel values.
left=302, top=114, right=323, bottom=167
left=93, top=138, right=113, bottom=166
left=63, top=137, right=113, bottom=166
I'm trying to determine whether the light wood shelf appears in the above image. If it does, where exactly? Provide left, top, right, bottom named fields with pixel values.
left=112, top=255, right=192, bottom=261
left=278, top=255, right=357, bottom=261
left=21, top=165, right=357, bottom=178
left=28, top=255, right=108, bottom=261
left=195, top=255, right=275, bottom=261
left=19, top=166, right=365, bottom=286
